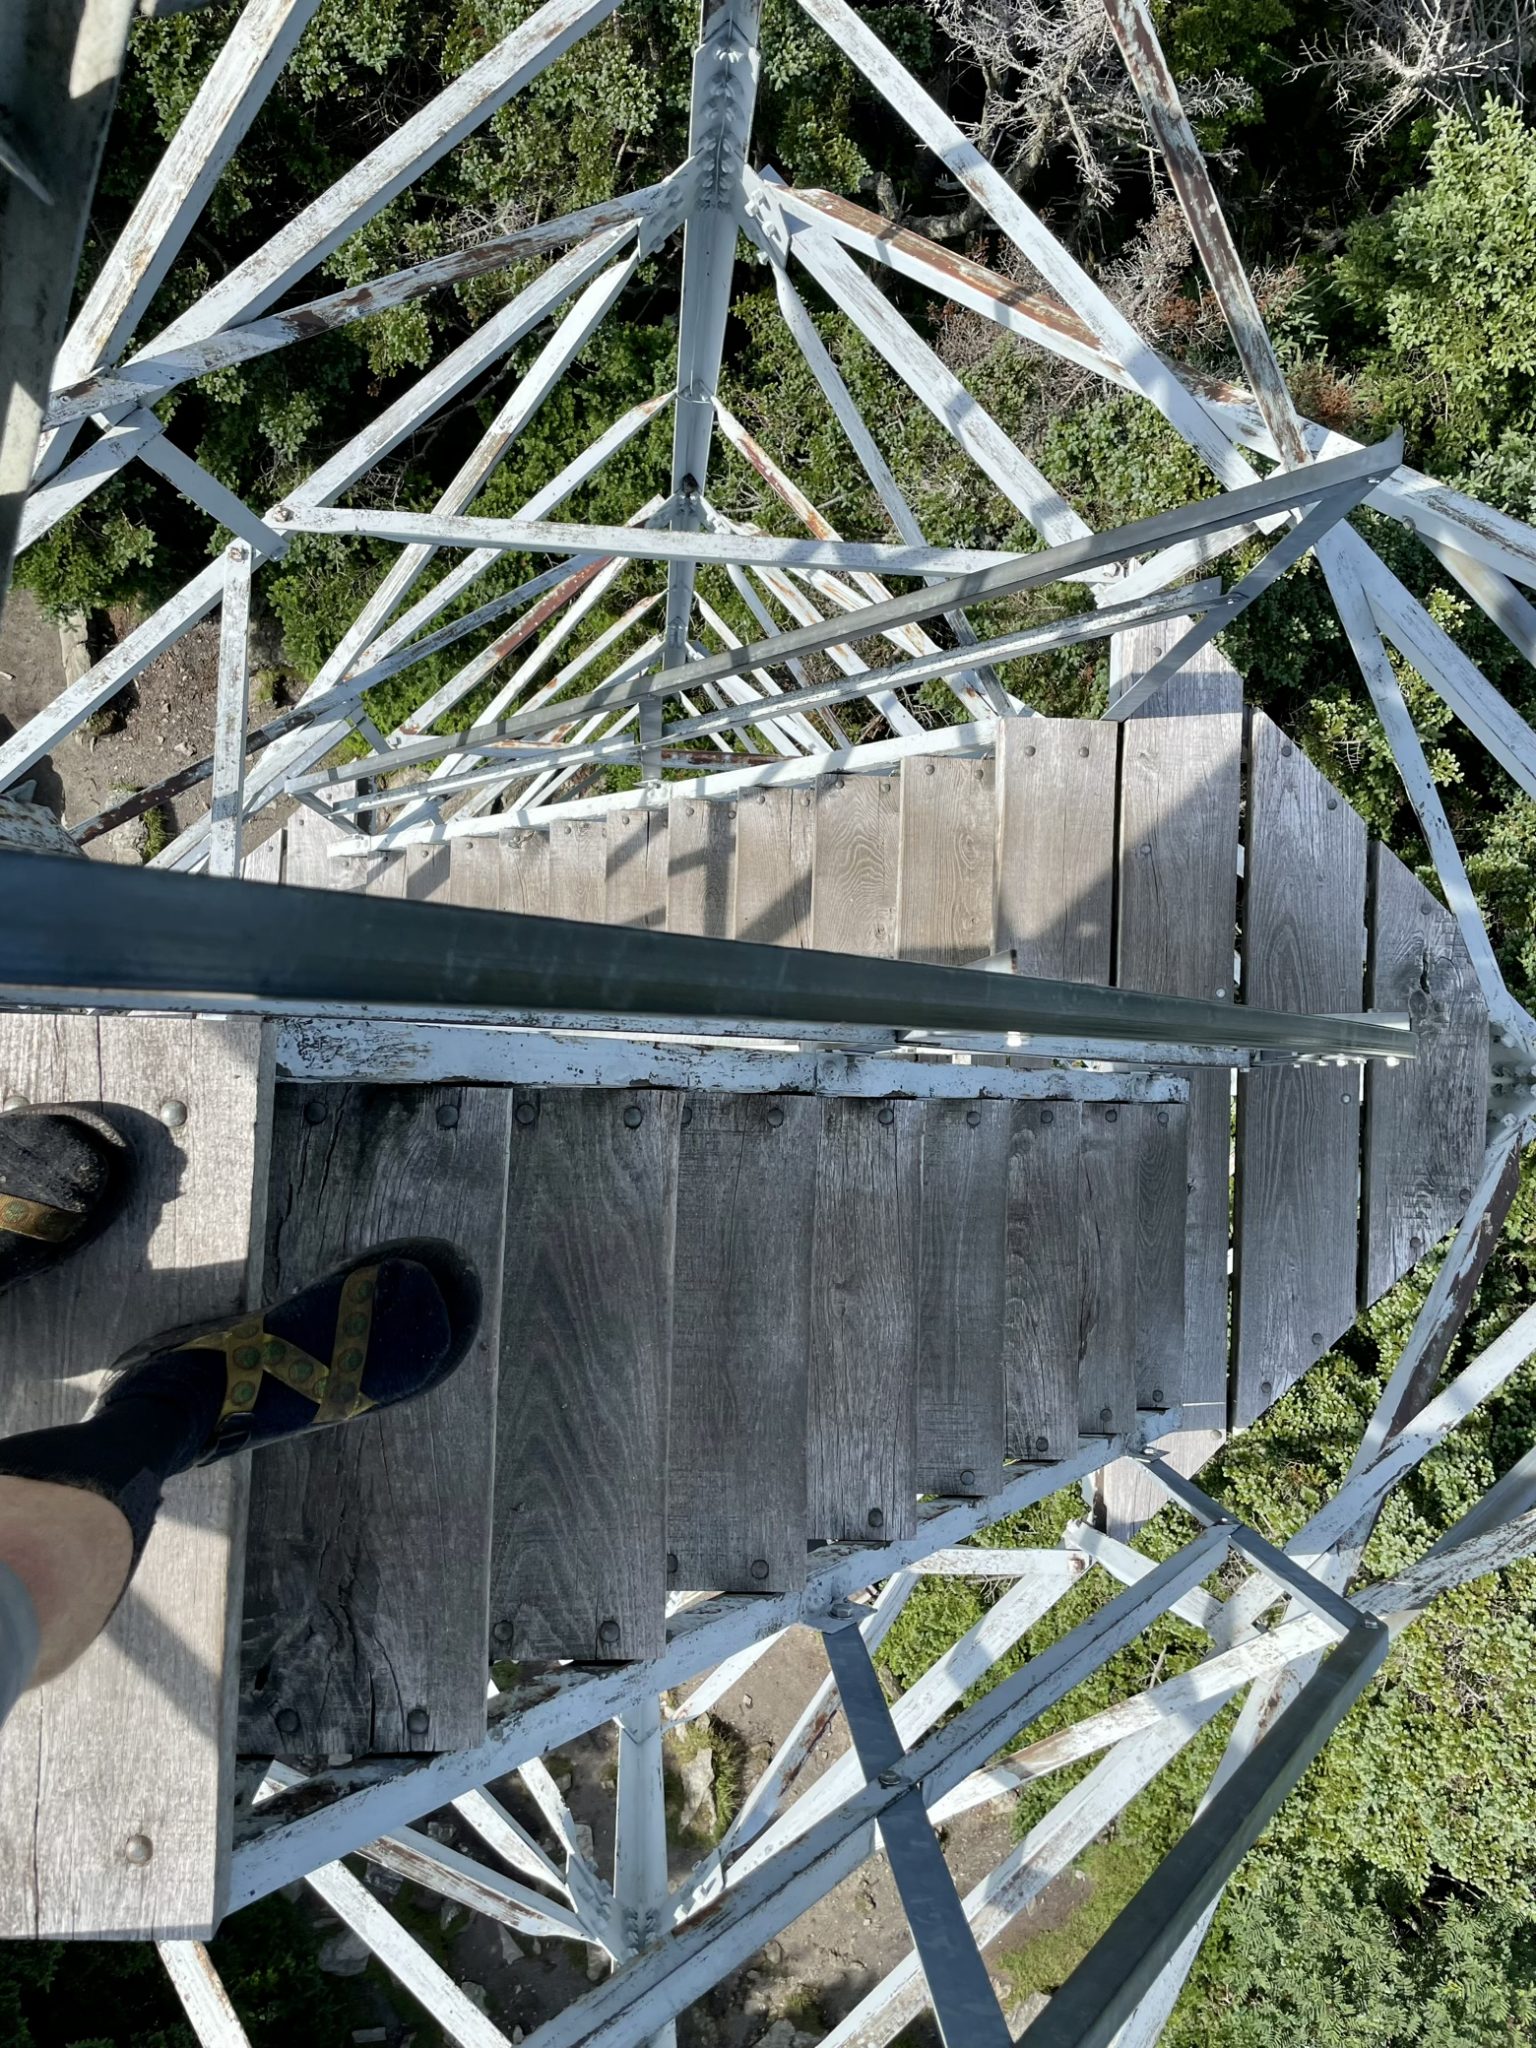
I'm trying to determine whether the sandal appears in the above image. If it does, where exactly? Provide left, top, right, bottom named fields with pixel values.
left=91, top=1237, right=482, bottom=1463
left=0, top=1106, right=132, bottom=1296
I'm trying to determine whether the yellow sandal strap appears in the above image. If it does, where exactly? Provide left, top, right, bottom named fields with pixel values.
left=0, top=1194, right=83, bottom=1244
left=191, top=1265, right=380, bottom=1430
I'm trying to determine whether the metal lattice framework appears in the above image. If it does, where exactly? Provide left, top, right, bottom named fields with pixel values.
left=6, top=2, right=1536, bottom=2044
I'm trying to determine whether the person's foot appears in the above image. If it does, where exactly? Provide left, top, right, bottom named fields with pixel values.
left=94, top=1238, right=483, bottom=1465
left=0, top=1106, right=132, bottom=1296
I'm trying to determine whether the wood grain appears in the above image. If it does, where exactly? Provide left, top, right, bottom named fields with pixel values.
left=995, top=719, right=1116, bottom=980
left=896, top=757, right=995, bottom=965
left=1362, top=843, right=1488, bottom=1304
left=606, top=808, right=668, bottom=929
left=1076, top=1102, right=1138, bottom=1438
left=547, top=818, right=607, bottom=924
left=1233, top=712, right=1366, bottom=1424
left=915, top=1099, right=1009, bottom=1496
left=668, top=1093, right=817, bottom=1592
left=808, top=1097, right=921, bottom=1543
left=500, top=830, right=550, bottom=919
left=1129, top=1101, right=1190, bottom=1410
left=733, top=786, right=815, bottom=947
left=240, top=1082, right=509, bottom=1757
left=1003, top=1100, right=1081, bottom=1460
left=0, top=1014, right=269, bottom=1938
left=1105, top=621, right=1242, bottom=1534
left=666, top=796, right=734, bottom=938
left=494, top=1087, right=679, bottom=1660
left=812, top=775, right=899, bottom=957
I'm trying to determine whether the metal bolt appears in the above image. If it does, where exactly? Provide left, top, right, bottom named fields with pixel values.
left=1104, top=1107, right=1118, bottom=1123
left=1342, top=1090, right=1353, bottom=1103
left=2, top=1092, right=27, bottom=1111
left=1078, top=745, right=1090, bottom=758
left=878, top=1768, right=903, bottom=1789
left=1152, top=1387, right=1165, bottom=1405
left=767, top=1106, right=784, bottom=1128
left=515, top=1100, right=537, bottom=1126
left=750, top=1558, right=770, bottom=1581
left=1327, top=798, right=1338, bottom=811
left=965, top=1107, right=981, bottom=1126
left=124, top=1834, right=153, bottom=1866
left=685, top=804, right=695, bottom=817
left=1281, top=743, right=1293, bottom=757
left=492, top=1620, right=514, bottom=1644
left=1099, top=1406, right=1114, bottom=1426
left=1039, top=1109, right=1054, bottom=1125
left=1157, top=1111, right=1169, bottom=1126
left=877, top=1104, right=895, bottom=1126
left=1034, top=1435, right=1049, bottom=1454
left=272, top=505, right=293, bottom=523
left=1024, top=745, right=1036, bottom=757
left=925, top=763, right=935, bottom=775
left=623, top=1104, right=644, bottom=1128
left=406, top=1706, right=430, bottom=1736
left=597, top=1618, right=621, bottom=1649
left=867, top=1507, right=884, bottom=1530
left=1312, top=1332, right=1324, bottom=1346
left=959, top=1468, right=976, bottom=1489
left=1214, top=988, right=1227, bottom=1000
left=302, top=1097, right=327, bottom=1125
left=680, top=1104, right=693, bottom=1127
left=1459, top=1185, right=1473, bottom=1201
left=666, top=1552, right=678, bottom=1575
left=1138, top=842, right=1152, bottom=857
left=275, top=1707, right=300, bottom=1737
left=435, top=1103, right=459, bottom=1129
left=158, top=1098, right=188, bottom=1129
left=1260, top=1379, right=1273, bottom=1401
left=229, top=543, right=248, bottom=563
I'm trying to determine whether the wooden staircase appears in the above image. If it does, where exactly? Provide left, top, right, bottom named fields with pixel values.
left=0, top=653, right=1490, bottom=1939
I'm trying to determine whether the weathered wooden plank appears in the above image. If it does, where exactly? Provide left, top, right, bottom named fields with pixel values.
left=668, top=1094, right=817, bottom=1592
left=1003, top=1100, right=1080, bottom=1461
left=1362, top=844, right=1488, bottom=1304
left=494, top=1088, right=679, bottom=1660
left=240, top=1081, right=508, bottom=1758
left=282, top=806, right=404, bottom=898
left=896, top=757, right=995, bottom=965
left=501, top=828, right=550, bottom=919
left=547, top=817, right=606, bottom=923
left=404, top=842, right=453, bottom=902
left=666, top=796, right=733, bottom=937
left=606, top=807, right=667, bottom=929
left=812, top=774, right=899, bottom=956
left=916, top=1099, right=1009, bottom=1496
left=995, top=718, right=1115, bottom=980
left=1129, top=1101, right=1190, bottom=1411
left=1105, top=623, right=1242, bottom=1534
left=733, top=785, right=815, bottom=946
left=1075, top=1101, right=1138, bottom=1438
left=808, top=1097, right=921, bottom=1543
left=1233, top=713, right=1366, bottom=1424
left=0, top=1014, right=270, bottom=1938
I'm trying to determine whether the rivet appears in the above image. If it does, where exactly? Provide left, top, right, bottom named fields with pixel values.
left=1152, top=1387, right=1165, bottom=1405
left=1214, top=987, right=1227, bottom=999
left=757, top=794, right=766, bottom=804
left=406, top=1706, right=430, bottom=1736
left=1078, top=745, right=1090, bottom=758
left=302, top=1097, right=327, bottom=1125
left=1281, top=743, right=1294, bottom=757
left=1039, top=1109, right=1054, bottom=1125
left=974, top=767, right=984, bottom=781
left=1459, top=1185, right=1472, bottom=1201
left=1104, top=1107, right=1118, bottom=1123
left=959, top=1467, right=976, bottom=1489
left=158, top=1098, right=188, bottom=1129
left=667, top=1552, right=679, bottom=1574
left=925, top=763, right=935, bottom=776
left=1260, top=1378, right=1274, bottom=1400
left=515, top=1100, right=537, bottom=1126
left=750, top=1558, right=770, bottom=1581
left=880, top=781, right=892, bottom=793
left=492, top=1620, right=514, bottom=1644
left=965, top=1108, right=981, bottom=1126
left=801, top=795, right=811, bottom=808
left=275, top=1707, right=300, bottom=1736
left=1157, top=1110, right=1169, bottom=1125
left=2, top=1092, right=28, bottom=1111
left=1138, top=843, right=1152, bottom=858
left=767, top=1105, right=785, bottom=1128
left=877, top=1104, right=895, bottom=1125
left=1409, top=1234, right=1423, bottom=1251
left=680, top=1104, right=693, bottom=1127
left=124, top=1834, right=153, bottom=1866
left=1311, top=1331, right=1324, bottom=1346
left=1099, top=1405, right=1114, bottom=1425
left=1024, top=745, right=1036, bottom=757
left=623, top=1104, right=644, bottom=1128
left=435, top=1103, right=459, bottom=1129
left=598, top=1618, right=621, bottom=1649
left=867, top=1507, right=884, bottom=1530
left=685, top=804, right=695, bottom=817
left=1034, top=1434, right=1049, bottom=1454
left=1327, top=798, right=1339, bottom=811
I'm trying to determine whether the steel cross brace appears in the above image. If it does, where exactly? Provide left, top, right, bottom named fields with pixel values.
left=819, top=1615, right=1012, bottom=2047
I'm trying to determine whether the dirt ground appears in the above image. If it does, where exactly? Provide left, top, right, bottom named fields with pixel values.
left=0, top=587, right=290, bottom=860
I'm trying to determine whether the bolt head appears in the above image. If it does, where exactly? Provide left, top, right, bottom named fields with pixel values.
left=622, top=1105, right=643, bottom=1128
left=597, top=1618, right=621, bottom=1649
left=2, top=1093, right=28, bottom=1112
left=750, top=1558, right=770, bottom=1581
left=435, top=1102, right=459, bottom=1129
left=158, top=1098, right=188, bottom=1130
left=275, top=1707, right=300, bottom=1737
left=965, top=1108, right=981, bottom=1126
left=124, top=1834, right=153, bottom=1866
left=406, top=1706, right=430, bottom=1736
left=959, top=1467, right=977, bottom=1489
left=515, top=1100, right=537, bottom=1126
left=877, top=1105, right=894, bottom=1126
left=866, top=1507, right=884, bottom=1530
left=767, top=1106, right=784, bottom=1128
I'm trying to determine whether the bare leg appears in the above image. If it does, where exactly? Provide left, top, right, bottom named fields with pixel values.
left=0, top=1475, right=132, bottom=1684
